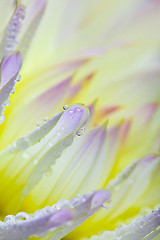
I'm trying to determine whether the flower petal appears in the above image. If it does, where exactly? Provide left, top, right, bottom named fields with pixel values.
left=0, top=3, right=25, bottom=58
left=0, top=76, right=71, bottom=150
left=82, top=208, right=160, bottom=240
left=68, top=155, right=160, bottom=239
left=95, top=155, right=160, bottom=223
left=0, top=190, right=111, bottom=240
left=1, top=111, right=64, bottom=154
left=18, top=0, right=47, bottom=58
left=0, top=52, right=22, bottom=123
left=21, top=123, right=119, bottom=213
left=0, top=104, right=89, bottom=213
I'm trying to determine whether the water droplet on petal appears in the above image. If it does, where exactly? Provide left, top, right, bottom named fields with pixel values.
left=34, top=159, right=38, bottom=165
left=36, top=121, right=43, bottom=128
left=4, top=215, right=15, bottom=222
left=44, top=117, right=49, bottom=122
left=0, top=113, right=5, bottom=124
left=5, top=99, right=10, bottom=106
left=63, top=104, right=69, bottom=110
left=16, top=74, right=21, bottom=82
left=103, top=200, right=112, bottom=209
left=76, top=127, right=85, bottom=136
left=15, top=212, right=29, bottom=221
left=11, top=87, right=16, bottom=94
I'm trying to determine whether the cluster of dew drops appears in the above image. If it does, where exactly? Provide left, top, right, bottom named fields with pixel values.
left=36, top=104, right=85, bottom=136
left=0, top=74, right=21, bottom=124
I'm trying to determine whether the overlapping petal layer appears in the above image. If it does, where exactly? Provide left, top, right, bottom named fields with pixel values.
left=0, top=52, right=22, bottom=123
left=82, top=208, right=160, bottom=240
left=0, top=104, right=89, bottom=215
left=0, top=0, right=159, bottom=239
left=0, top=190, right=111, bottom=240
left=66, top=155, right=160, bottom=239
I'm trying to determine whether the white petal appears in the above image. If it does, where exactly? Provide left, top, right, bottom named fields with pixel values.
left=82, top=208, right=160, bottom=240
left=0, top=190, right=111, bottom=240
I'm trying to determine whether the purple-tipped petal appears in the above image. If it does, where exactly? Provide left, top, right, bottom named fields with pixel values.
left=0, top=52, right=22, bottom=88
left=46, top=209, right=73, bottom=228
left=0, top=104, right=89, bottom=210
left=0, top=190, right=111, bottom=240
left=0, top=52, right=22, bottom=124
left=23, top=123, right=118, bottom=210
left=93, top=154, right=160, bottom=224
left=91, top=190, right=111, bottom=209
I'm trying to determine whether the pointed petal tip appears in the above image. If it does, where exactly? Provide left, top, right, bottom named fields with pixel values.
left=0, top=52, right=22, bottom=88
left=139, top=155, right=159, bottom=166
left=91, top=190, right=111, bottom=209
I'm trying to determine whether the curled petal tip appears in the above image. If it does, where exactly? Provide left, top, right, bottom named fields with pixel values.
left=91, top=190, right=111, bottom=209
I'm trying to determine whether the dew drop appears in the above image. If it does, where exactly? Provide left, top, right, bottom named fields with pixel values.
left=63, top=104, right=69, bottom=110
left=15, top=212, right=29, bottom=221
left=44, top=117, right=49, bottom=122
left=16, top=74, right=21, bottom=82
left=34, top=159, right=38, bottom=165
left=4, top=215, right=15, bottom=222
left=11, top=87, right=16, bottom=94
left=5, top=99, right=10, bottom=106
left=103, top=200, right=112, bottom=209
left=36, top=121, right=43, bottom=128
left=48, top=142, right=53, bottom=147
left=0, top=113, right=5, bottom=124
left=76, top=127, right=85, bottom=136
left=44, top=168, right=52, bottom=177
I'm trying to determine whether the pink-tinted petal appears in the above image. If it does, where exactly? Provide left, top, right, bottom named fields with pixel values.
left=69, top=72, right=94, bottom=100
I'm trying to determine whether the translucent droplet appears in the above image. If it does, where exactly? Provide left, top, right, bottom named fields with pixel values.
left=63, top=104, right=69, bottom=110
left=34, top=159, right=38, bottom=165
left=44, top=168, right=52, bottom=178
left=5, top=99, right=10, bottom=106
left=4, top=215, right=15, bottom=222
left=44, top=117, right=49, bottom=122
left=16, top=74, right=21, bottom=82
left=48, top=142, right=53, bottom=147
left=0, top=113, right=5, bottom=124
left=11, top=87, right=16, bottom=94
left=36, top=121, right=43, bottom=128
left=103, top=200, right=112, bottom=209
left=76, top=127, right=85, bottom=136
left=15, top=212, right=29, bottom=221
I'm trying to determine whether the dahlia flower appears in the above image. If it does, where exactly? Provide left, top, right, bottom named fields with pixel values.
left=0, top=0, right=160, bottom=239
